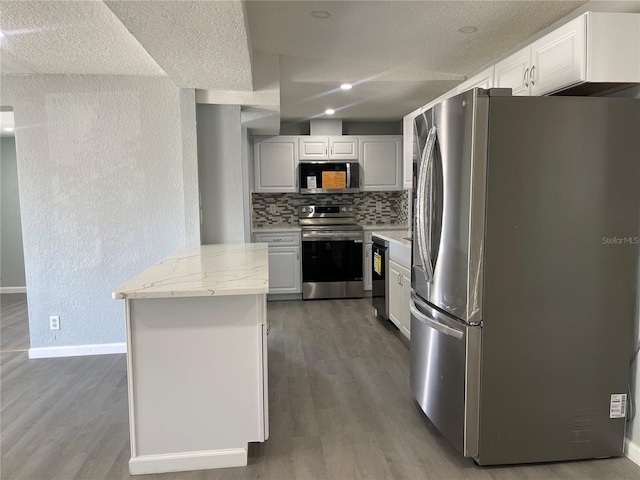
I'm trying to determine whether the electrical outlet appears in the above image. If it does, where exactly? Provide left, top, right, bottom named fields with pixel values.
left=50, top=315, right=60, bottom=330
left=376, top=201, right=382, bottom=212
left=269, top=204, right=277, bottom=214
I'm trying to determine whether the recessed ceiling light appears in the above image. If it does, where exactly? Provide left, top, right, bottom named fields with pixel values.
left=311, top=11, right=331, bottom=19
left=0, top=31, right=5, bottom=37
left=458, top=26, right=478, bottom=34
left=340, top=83, right=353, bottom=91
left=325, top=109, right=335, bottom=115
left=4, top=127, right=14, bottom=132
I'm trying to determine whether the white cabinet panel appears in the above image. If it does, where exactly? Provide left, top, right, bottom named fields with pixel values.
left=389, top=260, right=411, bottom=340
left=299, top=137, right=329, bottom=160
left=267, top=247, right=301, bottom=294
left=359, top=136, right=402, bottom=191
left=495, top=47, right=531, bottom=96
left=329, top=136, right=358, bottom=159
left=254, top=137, right=298, bottom=193
left=388, top=260, right=411, bottom=339
left=254, top=232, right=301, bottom=295
left=531, top=15, right=585, bottom=95
left=403, top=111, right=420, bottom=190
left=300, top=136, right=358, bottom=160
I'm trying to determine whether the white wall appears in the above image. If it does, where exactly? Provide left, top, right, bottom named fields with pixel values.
left=1, top=75, right=193, bottom=349
left=1, top=135, right=26, bottom=288
left=196, top=104, right=245, bottom=244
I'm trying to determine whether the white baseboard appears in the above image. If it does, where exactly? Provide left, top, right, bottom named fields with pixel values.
left=0, top=286, right=26, bottom=294
left=129, top=447, right=247, bottom=475
left=625, top=438, right=640, bottom=467
left=28, top=342, right=126, bottom=359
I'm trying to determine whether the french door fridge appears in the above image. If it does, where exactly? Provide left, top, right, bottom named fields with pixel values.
left=410, top=88, right=640, bottom=465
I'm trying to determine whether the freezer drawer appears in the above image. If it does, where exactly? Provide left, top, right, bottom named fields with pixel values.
left=409, top=292, right=481, bottom=458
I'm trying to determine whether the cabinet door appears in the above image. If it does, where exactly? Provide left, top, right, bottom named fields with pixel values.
left=455, top=66, right=495, bottom=94
left=399, top=265, right=412, bottom=340
left=299, top=137, right=329, bottom=160
left=494, top=47, right=531, bottom=96
left=364, top=243, right=372, bottom=291
left=359, top=136, right=403, bottom=191
left=254, top=137, right=299, bottom=193
left=403, top=112, right=420, bottom=190
left=530, top=15, right=585, bottom=96
left=388, top=261, right=403, bottom=329
left=329, top=136, right=358, bottom=160
left=268, top=246, right=301, bottom=294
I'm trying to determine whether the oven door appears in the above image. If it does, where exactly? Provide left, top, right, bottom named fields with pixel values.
left=301, top=230, right=364, bottom=299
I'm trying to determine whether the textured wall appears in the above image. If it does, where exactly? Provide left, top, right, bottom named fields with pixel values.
left=1, top=75, right=188, bottom=348
left=606, top=85, right=640, bottom=450
left=179, top=89, right=200, bottom=245
left=252, top=191, right=409, bottom=228
left=197, top=104, right=245, bottom=244
left=1, top=136, right=26, bottom=287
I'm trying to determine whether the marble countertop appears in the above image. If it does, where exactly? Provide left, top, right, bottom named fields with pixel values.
left=361, top=224, right=409, bottom=231
left=113, top=244, right=269, bottom=300
left=252, top=225, right=301, bottom=233
left=372, top=230, right=412, bottom=248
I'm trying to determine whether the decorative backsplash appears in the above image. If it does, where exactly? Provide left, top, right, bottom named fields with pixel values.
left=252, top=191, right=409, bottom=227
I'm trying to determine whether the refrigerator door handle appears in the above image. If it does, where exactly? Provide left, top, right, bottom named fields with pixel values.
left=410, top=299, right=464, bottom=340
left=417, top=122, right=437, bottom=281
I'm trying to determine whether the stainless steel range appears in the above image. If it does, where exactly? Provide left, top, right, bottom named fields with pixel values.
left=299, top=205, right=364, bottom=300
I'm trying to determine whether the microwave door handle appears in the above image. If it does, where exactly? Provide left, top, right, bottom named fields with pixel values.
left=346, top=162, right=351, bottom=189
left=410, top=300, right=463, bottom=339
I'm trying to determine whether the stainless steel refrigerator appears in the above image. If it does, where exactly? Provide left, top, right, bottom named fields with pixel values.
left=410, top=88, right=640, bottom=466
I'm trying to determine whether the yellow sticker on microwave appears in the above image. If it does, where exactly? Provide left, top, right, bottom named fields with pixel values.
left=322, top=171, right=347, bottom=189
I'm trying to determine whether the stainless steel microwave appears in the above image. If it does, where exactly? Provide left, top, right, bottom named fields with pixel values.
left=299, top=161, right=360, bottom=194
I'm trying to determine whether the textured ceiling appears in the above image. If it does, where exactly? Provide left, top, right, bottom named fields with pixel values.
left=247, top=0, right=587, bottom=121
left=0, top=0, right=164, bottom=75
left=3, top=0, right=635, bottom=124
left=104, top=1, right=253, bottom=90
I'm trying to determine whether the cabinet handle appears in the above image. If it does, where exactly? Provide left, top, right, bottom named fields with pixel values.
left=524, top=67, right=530, bottom=88
left=530, top=65, right=536, bottom=86
left=330, top=146, right=333, bottom=156
left=297, top=251, right=299, bottom=260
left=325, top=145, right=328, bottom=156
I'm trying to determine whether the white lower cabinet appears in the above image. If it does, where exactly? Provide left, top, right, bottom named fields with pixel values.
left=254, top=232, right=301, bottom=295
left=389, top=260, right=411, bottom=340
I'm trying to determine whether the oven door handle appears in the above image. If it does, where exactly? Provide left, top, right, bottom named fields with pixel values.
left=302, top=232, right=364, bottom=241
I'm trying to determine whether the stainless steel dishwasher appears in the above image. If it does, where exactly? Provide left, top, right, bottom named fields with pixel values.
left=371, top=235, right=389, bottom=320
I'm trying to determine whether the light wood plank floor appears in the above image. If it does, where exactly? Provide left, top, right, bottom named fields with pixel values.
left=2, top=294, right=640, bottom=479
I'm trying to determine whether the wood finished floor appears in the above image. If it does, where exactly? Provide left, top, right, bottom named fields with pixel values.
left=2, top=293, right=640, bottom=479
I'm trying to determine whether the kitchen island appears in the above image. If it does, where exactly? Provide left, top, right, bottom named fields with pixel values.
left=113, top=244, right=269, bottom=475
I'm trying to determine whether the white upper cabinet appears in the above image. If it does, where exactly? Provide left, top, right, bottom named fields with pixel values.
left=530, top=15, right=585, bottom=96
left=496, top=16, right=585, bottom=96
left=455, top=66, right=495, bottom=94
left=329, top=136, right=358, bottom=159
left=402, top=108, right=421, bottom=190
left=299, top=136, right=358, bottom=160
left=494, top=13, right=640, bottom=97
left=254, top=136, right=299, bottom=193
left=359, top=136, right=403, bottom=191
left=495, top=47, right=534, bottom=96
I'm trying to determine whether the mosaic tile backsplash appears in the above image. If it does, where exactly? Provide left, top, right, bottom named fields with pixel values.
left=252, top=191, right=409, bottom=227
